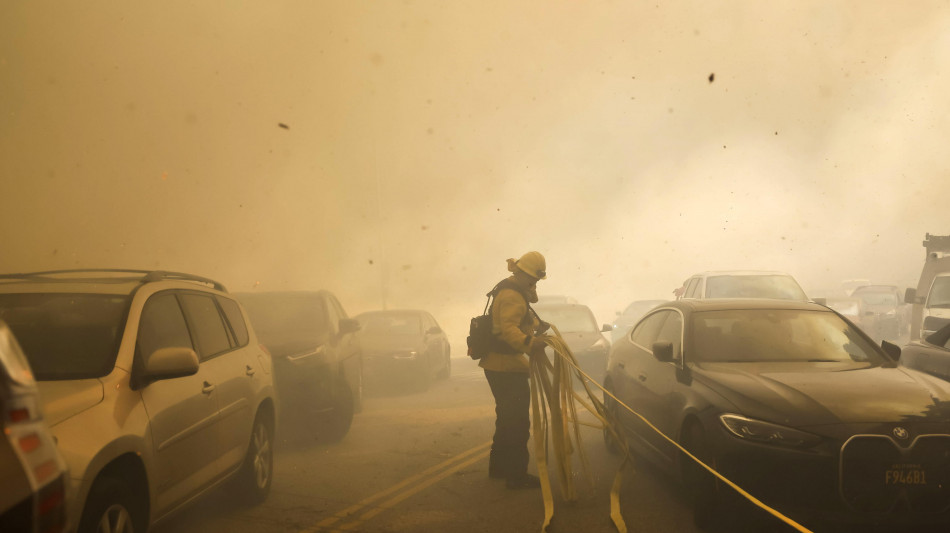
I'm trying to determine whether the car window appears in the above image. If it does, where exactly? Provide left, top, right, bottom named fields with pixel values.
left=705, top=275, right=807, bottom=300
left=0, top=293, right=129, bottom=380
left=137, top=292, right=194, bottom=364
left=655, top=311, right=682, bottom=359
left=358, top=313, right=422, bottom=337
left=690, top=309, right=885, bottom=364
left=326, top=296, right=342, bottom=337
left=684, top=278, right=700, bottom=298
left=927, top=276, right=950, bottom=309
left=179, top=293, right=232, bottom=360
left=217, top=296, right=249, bottom=347
left=239, top=293, right=330, bottom=352
left=535, top=305, right=598, bottom=333
left=631, top=311, right=668, bottom=348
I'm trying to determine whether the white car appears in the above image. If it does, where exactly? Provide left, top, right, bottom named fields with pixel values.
left=675, top=270, right=809, bottom=302
left=0, top=270, right=277, bottom=533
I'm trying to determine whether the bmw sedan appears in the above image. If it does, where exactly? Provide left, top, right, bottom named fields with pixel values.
left=603, top=298, right=950, bottom=530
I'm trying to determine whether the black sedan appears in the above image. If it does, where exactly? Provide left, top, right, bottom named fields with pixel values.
left=900, top=322, right=950, bottom=382
left=603, top=299, right=950, bottom=530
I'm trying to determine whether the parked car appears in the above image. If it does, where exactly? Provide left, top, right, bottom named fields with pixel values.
left=603, top=298, right=950, bottom=530
left=611, top=299, right=666, bottom=343
left=906, top=233, right=950, bottom=341
left=534, top=303, right=611, bottom=384
left=900, top=322, right=950, bottom=382
left=0, top=269, right=276, bottom=533
left=850, top=284, right=910, bottom=342
left=237, top=290, right=362, bottom=441
left=675, top=271, right=809, bottom=302
left=0, top=320, right=68, bottom=533
left=355, top=309, right=450, bottom=391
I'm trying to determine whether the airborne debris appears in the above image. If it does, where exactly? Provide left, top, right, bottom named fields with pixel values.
left=708, top=72, right=715, bottom=83
left=278, top=123, right=290, bottom=129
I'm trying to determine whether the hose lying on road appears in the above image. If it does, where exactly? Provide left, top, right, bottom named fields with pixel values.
left=529, top=326, right=812, bottom=533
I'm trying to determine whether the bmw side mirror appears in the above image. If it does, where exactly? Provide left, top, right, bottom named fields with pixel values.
left=652, top=341, right=675, bottom=362
left=601, top=324, right=613, bottom=333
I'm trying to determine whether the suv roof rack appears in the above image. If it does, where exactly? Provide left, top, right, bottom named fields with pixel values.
left=0, top=269, right=227, bottom=292
left=924, top=234, right=950, bottom=261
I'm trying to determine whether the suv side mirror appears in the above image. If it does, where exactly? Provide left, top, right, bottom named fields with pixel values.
left=881, top=340, right=902, bottom=361
left=812, top=297, right=827, bottom=306
left=652, top=341, right=675, bottom=362
left=339, top=318, right=361, bottom=335
left=601, top=324, right=613, bottom=333
left=426, top=326, right=443, bottom=335
left=905, top=288, right=920, bottom=304
left=145, top=347, right=199, bottom=382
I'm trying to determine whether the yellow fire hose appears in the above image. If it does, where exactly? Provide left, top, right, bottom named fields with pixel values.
left=529, top=326, right=813, bottom=533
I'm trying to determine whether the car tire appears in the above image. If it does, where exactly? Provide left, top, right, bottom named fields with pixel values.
left=78, top=475, right=146, bottom=533
left=322, top=378, right=355, bottom=442
left=436, top=351, right=451, bottom=380
left=681, top=422, right=726, bottom=531
left=603, top=389, right=623, bottom=455
left=233, top=410, right=274, bottom=504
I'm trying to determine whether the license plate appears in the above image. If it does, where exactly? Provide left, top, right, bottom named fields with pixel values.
left=884, top=464, right=928, bottom=485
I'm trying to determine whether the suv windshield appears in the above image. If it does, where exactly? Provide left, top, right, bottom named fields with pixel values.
left=705, top=275, right=807, bottom=301
left=854, top=290, right=898, bottom=306
left=0, top=293, right=130, bottom=380
left=690, top=309, right=884, bottom=364
left=357, top=313, right=421, bottom=337
left=928, top=277, right=950, bottom=309
left=240, top=294, right=329, bottom=353
left=536, top=306, right=598, bottom=333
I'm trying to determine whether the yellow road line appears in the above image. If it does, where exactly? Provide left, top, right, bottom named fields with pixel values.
left=301, top=440, right=491, bottom=532
left=332, top=449, right=491, bottom=531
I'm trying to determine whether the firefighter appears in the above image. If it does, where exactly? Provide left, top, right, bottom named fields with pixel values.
left=480, top=251, right=549, bottom=489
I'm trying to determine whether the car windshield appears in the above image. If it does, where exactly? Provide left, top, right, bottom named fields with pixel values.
left=0, top=293, right=129, bottom=380
left=854, top=290, right=898, bottom=306
left=928, top=277, right=950, bottom=309
left=705, top=275, right=807, bottom=301
left=536, top=306, right=598, bottom=333
left=239, top=294, right=329, bottom=351
left=357, top=313, right=422, bottom=337
left=826, top=299, right=860, bottom=316
left=690, top=309, right=885, bottom=364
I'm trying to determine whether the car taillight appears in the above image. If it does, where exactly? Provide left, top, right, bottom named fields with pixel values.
left=37, top=475, right=67, bottom=533
left=9, top=407, right=30, bottom=423
left=19, top=432, right=41, bottom=453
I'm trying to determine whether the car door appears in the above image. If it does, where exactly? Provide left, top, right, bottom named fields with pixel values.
left=637, top=310, right=683, bottom=462
left=328, top=295, right=361, bottom=398
left=613, top=310, right=668, bottom=447
left=422, top=313, right=441, bottom=375
left=137, top=291, right=221, bottom=513
left=179, top=292, right=255, bottom=474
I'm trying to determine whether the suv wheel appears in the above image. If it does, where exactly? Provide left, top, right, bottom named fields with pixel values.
left=436, top=351, right=451, bottom=380
left=322, top=379, right=354, bottom=442
left=78, top=476, right=145, bottom=533
left=234, top=411, right=274, bottom=504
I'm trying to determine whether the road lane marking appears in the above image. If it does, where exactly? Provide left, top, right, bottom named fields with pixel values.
left=333, top=448, right=491, bottom=531
left=301, top=440, right=491, bottom=532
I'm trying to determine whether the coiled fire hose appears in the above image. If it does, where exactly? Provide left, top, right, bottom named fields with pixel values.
left=528, top=326, right=812, bottom=533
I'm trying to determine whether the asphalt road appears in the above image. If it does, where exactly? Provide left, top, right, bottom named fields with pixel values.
left=152, top=356, right=706, bottom=533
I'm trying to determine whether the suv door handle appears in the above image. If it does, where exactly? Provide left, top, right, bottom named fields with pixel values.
left=202, top=381, right=216, bottom=394
left=246, top=365, right=255, bottom=377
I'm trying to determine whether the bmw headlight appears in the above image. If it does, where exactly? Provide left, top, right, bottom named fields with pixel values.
left=719, top=414, right=822, bottom=449
left=393, top=350, right=418, bottom=360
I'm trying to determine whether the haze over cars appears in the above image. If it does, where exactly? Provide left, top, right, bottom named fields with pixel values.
left=675, top=271, right=809, bottom=302
left=534, top=303, right=611, bottom=384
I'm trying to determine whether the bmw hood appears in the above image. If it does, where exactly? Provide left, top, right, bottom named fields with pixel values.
left=693, top=362, right=950, bottom=427
left=37, top=379, right=104, bottom=427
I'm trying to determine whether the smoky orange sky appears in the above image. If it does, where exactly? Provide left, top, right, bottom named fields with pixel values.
left=2, top=1, right=949, bottom=333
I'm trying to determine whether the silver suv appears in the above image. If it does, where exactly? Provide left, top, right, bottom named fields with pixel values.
left=0, top=270, right=277, bottom=533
